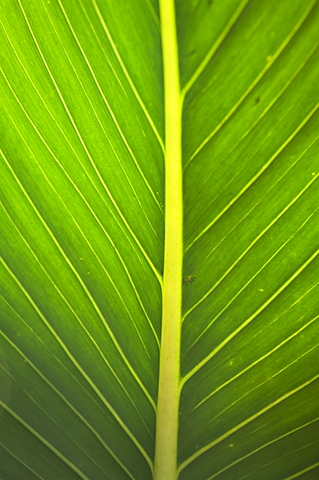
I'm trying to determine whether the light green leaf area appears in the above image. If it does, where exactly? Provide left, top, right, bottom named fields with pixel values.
left=1, top=1, right=318, bottom=479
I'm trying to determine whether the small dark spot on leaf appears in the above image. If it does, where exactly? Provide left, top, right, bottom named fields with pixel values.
left=183, top=275, right=196, bottom=286
left=187, top=50, right=196, bottom=56
left=255, top=97, right=260, bottom=104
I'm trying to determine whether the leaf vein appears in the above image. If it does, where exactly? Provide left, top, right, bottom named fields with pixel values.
left=185, top=0, right=317, bottom=165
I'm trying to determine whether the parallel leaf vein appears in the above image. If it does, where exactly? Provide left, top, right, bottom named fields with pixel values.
left=184, top=0, right=317, bottom=167
left=0, top=259, right=153, bottom=470
left=178, top=374, right=319, bottom=473
left=1, top=149, right=156, bottom=411
left=186, top=103, right=319, bottom=251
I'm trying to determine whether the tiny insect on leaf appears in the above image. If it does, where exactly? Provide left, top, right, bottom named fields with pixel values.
left=183, top=275, right=196, bottom=286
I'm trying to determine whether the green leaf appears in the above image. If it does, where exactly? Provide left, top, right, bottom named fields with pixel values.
left=1, top=1, right=319, bottom=479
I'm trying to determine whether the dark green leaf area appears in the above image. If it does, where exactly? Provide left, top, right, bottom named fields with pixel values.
left=0, top=252, right=156, bottom=446
left=0, top=338, right=153, bottom=480
left=1, top=279, right=154, bottom=446
left=1, top=418, right=89, bottom=480
left=181, top=318, right=319, bottom=428
left=179, top=389, right=319, bottom=480
left=180, top=248, right=319, bottom=475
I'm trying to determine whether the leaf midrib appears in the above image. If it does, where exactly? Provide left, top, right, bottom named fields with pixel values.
left=153, top=0, right=183, bottom=479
